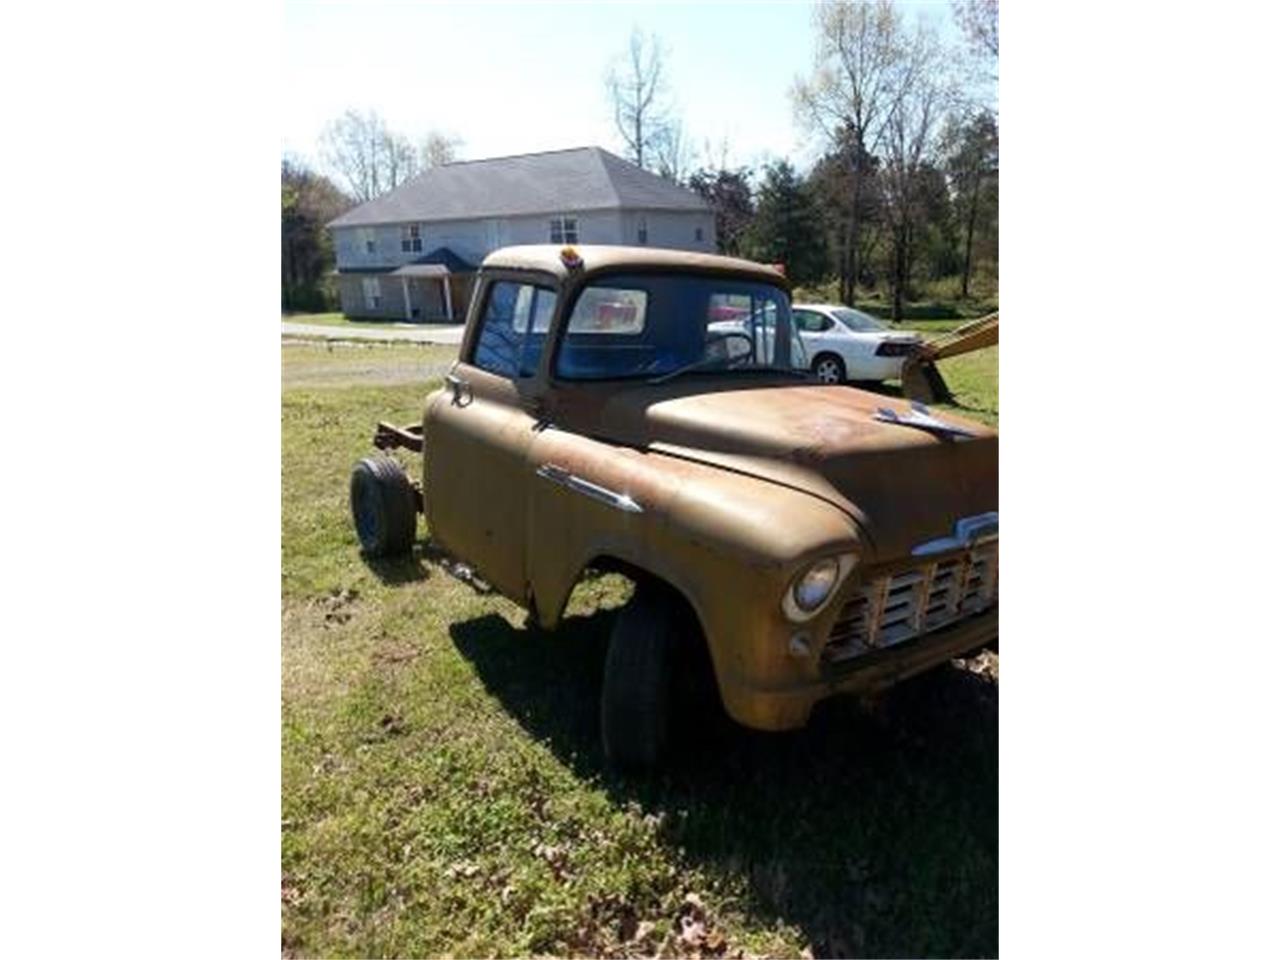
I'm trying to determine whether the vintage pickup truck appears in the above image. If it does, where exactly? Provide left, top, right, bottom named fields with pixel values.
left=350, top=245, right=997, bottom=770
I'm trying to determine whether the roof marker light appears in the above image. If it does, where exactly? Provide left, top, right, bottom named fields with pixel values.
left=560, top=246, right=583, bottom=269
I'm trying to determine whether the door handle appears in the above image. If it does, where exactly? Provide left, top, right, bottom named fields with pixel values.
left=445, top=374, right=473, bottom=407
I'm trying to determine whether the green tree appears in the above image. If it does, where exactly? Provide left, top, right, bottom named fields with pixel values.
left=745, top=160, right=828, bottom=285
left=808, top=130, right=883, bottom=293
left=687, top=165, right=755, bottom=256
left=281, top=158, right=351, bottom=311
left=942, top=110, right=998, bottom=298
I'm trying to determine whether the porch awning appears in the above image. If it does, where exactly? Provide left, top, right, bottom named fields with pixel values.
left=391, top=246, right=476, bottom=278
left=390, top=263, right=450, bottom=278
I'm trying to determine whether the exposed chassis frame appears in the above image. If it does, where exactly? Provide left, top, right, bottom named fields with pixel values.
left=372, top=421, right=426, bottom=514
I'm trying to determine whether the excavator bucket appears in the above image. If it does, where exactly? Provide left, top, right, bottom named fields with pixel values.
left=901, top=358, right=954, bottom=404
left=900, top=312, right=998, bottom=405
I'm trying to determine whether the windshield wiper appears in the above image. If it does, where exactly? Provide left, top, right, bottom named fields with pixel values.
left=647, top=360, right=808, bottom=385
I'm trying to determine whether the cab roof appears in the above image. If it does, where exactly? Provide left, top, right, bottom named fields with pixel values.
left=480, top=244, right=788, bottom=286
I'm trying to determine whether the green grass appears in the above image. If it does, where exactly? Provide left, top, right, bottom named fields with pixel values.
left=282, top=343, right=998, bottom=958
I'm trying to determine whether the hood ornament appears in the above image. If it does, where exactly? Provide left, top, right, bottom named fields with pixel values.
left=874, top=401, right=976, bottom=440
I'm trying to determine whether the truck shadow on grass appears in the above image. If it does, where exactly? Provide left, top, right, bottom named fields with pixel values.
left=451, top=609, right=997, bottom=958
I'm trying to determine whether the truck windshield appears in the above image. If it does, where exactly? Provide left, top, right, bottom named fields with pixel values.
left=555, top=273, right=798, bottom=381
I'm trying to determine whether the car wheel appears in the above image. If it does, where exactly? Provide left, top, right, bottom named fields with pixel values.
left=349, top=457, right=417, bottom=557
left=812, top=353, right=846, bottom=384
left=600, top=585, right=681, bottom=772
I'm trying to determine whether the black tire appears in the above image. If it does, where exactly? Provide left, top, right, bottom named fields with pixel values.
left=812, top=353, right=847, bottom=385
left=600, top=586, right=681, bottom=772
left=349, top=457, right=416, bottom=557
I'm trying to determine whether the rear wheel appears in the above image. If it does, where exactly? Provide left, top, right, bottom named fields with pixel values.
left=600, top=586, right=685, bottom=772
left=349, top=457, right=416, bottom=557
left=812, top=353, right=846, bottom=385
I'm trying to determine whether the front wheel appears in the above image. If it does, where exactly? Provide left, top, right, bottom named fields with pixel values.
left=812, top=353, right=847, bottom=384
left=600, top=587, right=681, bottom=772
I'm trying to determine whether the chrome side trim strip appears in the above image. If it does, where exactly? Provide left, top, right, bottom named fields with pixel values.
left=911, top=511, right=998, bottom=556
left=536, top=464, right=643, bottom=514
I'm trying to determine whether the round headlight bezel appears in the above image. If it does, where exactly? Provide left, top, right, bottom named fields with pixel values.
left=781, top=553, right=857, bottom=623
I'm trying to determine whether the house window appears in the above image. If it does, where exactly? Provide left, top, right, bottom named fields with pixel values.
left=361, top=277, right=382, bottom=310
left=637, top=216, right=648, bottom=245
left=400, top=223, right=422, bottom=253
left=549, top=216, right=578, bottom=244
left=353, top=228, right=376, bottom=255
left=695, top=226, right=704, bottom=242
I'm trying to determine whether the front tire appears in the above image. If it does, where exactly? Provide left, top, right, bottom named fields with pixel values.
left=812, top=353, right=847, bottom=384
left=600, top=586, right=680, bottom=772
left=349, top=457, right=416, bottom=557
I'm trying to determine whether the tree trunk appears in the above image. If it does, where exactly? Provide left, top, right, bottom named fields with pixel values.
left=847, top=165, right=863, bottom=306
left=961, top=170, right=982, bottom=300
left=891, top=226, right=908, bottom=323
left=840, top=217, right=853, bottom=304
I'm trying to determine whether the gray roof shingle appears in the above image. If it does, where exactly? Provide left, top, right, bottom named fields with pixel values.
left=328, top=147, right=708, bottom=228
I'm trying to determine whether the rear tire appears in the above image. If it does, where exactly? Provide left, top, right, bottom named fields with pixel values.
left=812, top=353, right=847, bottom=385
left=350, top=457, right=416, bottom=557
left=601, top=586, right=681, bottom=772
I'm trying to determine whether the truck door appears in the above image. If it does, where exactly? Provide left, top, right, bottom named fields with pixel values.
left=424, top=276, right=556, bottom=601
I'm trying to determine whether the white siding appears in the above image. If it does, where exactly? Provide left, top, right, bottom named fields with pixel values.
left=333, top=207, right=713, bottom=271
left=620, top=209, right=716, bottom=253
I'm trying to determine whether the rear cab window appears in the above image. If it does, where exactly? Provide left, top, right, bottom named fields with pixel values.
left=555, top=273, right=794, bottom=380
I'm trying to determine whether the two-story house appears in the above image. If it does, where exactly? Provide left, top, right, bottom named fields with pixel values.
left=326, top=146, right=716, bottom=322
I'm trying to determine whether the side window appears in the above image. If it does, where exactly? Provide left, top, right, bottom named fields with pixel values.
left=471, top=280, right=558, bottom=378
left=709, top=293, right=777, bottom=364
left=794, top=310, right=830, bottom=333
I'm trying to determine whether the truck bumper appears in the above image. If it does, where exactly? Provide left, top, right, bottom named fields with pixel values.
left=717, top=608, right=998, bottom=732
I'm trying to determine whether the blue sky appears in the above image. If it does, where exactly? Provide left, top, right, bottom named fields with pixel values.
left=283, top=1, right=964, bottom=176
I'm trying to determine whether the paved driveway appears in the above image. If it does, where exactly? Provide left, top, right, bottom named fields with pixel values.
left=282, top=321, right=464, bottom=345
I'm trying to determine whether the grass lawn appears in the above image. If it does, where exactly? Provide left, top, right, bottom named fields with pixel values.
left=282, top=342, right=999, bottom=958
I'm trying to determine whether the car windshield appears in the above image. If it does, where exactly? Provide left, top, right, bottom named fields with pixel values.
left=555, top=273, right=798, bottom=381
left=832, top=307, right=888, bottom=332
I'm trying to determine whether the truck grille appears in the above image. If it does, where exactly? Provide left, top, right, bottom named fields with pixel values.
left=823, top=545, right=998, bottom=663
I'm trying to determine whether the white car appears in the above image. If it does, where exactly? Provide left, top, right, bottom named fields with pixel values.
left=792, top=303, right=924, bottom=384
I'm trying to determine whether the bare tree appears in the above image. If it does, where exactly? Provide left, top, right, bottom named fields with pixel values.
left=319, top=109, right=421, bottom=202
left=880, top=24, right=956, bottom=320
left=953, top=0, right=998, bottom=60
left=607, top=29, right=673, bottom=170
left=383, top=130, right=419, bottom=191
left=653, top=119, right=695, bottom=183
left=421, top=131, right=462, bottom=168
left=793, top=0, right=904, bottom=305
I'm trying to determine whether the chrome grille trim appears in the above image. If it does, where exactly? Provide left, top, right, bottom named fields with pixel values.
left=823, top=544, right=998, bottom=663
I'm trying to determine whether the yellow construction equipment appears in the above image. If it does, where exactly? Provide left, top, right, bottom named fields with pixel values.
left=900, top=312, right=998, bottom=404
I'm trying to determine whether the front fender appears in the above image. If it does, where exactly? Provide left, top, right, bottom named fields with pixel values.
left=524, top=430, right=863, bottom=710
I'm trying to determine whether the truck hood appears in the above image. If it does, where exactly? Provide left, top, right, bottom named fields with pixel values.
left=589, top=379, right=997, bottom=561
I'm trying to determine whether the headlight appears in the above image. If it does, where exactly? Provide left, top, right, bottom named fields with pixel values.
left=782, top=554, right=856, bottom=622
left=794, top=559, right=839, bottom=611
